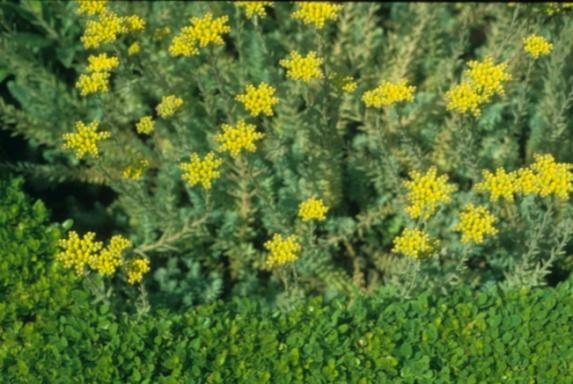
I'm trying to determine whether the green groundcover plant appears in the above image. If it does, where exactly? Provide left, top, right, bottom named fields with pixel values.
left=1, top=176, right=573, bottom=383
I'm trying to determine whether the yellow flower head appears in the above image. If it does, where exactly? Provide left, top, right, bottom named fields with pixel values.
left=235, top=2, right=274, bottom=18
left=122, top=159, right=150, bottom=181
left=156, top=95, right=184, bottom=118
left=341, top=76, right=358, bottom=93
left=404, top=167, right=457, bottom=220
left=81, top=10, right=128, bottom=49
left=169, top=13, right=230, bottom=57
left=523, top=34, right=553, bottom=59
left=56, top=231, right=103, bottom=276
left=87, top=53, right=119, bottom=72
left=215, top=120, right=265, bottom=158
left=362, top=80, right=416, bottom=108
left=464, top=56, right=512, bottom=99
left=128, top=41, right=141, bottom=56
left=75, top=72, right=110, bottom=96
left=454, top=204, right=498, bottom=244
left=529, top=154, right=573, bottom=199
left=298, top=197, right=329, bottom=222
left=264, top=234, right=302, bottom=269
left=474, top=167, right=518, bottom=203
left=445, top=81, right=486, bottom=117
left=392, top=228, right=435, bottom=259
left=124, top=15, right=145, bottom=32
left=75, top=0, right=107, bottom=16
left=180, top=152, right=224, bottom=190
left=292, top=2, right=343, bottom=29
left=235, top=82, right=279, bottom=117
left=515, top=167, right=538, bottom=195
left=63, top=120, right=111, bottom=159
left=90, top=235, right=131, bottom=275
left=279, top=51, right=324, bottom=82
left=126, top=258, right=150, bottom=284
left=135, top=115, right=155, bottom=134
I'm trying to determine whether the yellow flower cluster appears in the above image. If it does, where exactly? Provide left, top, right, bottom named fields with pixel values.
left=404, top=167, right=456, bottom=220
left=392, top=228, right=435, bottom=259
left=235, top=82, right=279, bottom=117
left=180, top=152, right=224, bottom=190
left=291, top=2, right=343, bottom=29
left=124, top=15, right=145, bottom=32
left=90, top=235, right=132, bottom=275
left=128, top=42, right=141, bottom=56
left=235, top=2, right=274, bottom=18
left=169, top=13, right=231, bottom=57
left=156, top=95, right=184, bottom=118
left=298, top=197, right=329, bottom=222
left=122, top=159, right=150, bottom=181
left=446, top=56, right=511, bottom=117
left=264, top=234, right=302, bottom=269
left=362, top=80, right=416, bottom=108
left=126, top=258, right=150, bottom=284
left=135, top=115, right=155, bottom=134
left=56, top=231, right=103, bottom=276
left=75, top=72, right=110, bottom=96
left=75, top=0, right=107, bottom=16
left=62, top=120, right=111, bottom=159
left=474, top=168, right=518, bottom=203
left=523, top=34, right=553, bottom=59
left=215, top=120, right=265, bottom=158
left=87, top=53, right=119, bottom=72
left=341, top=76, right=358, bottom=93
left=280, top=51, right=324, bottom=82
left=80, top=9, right=144, bottom=49
left=454, top=204, right=498, bottom=244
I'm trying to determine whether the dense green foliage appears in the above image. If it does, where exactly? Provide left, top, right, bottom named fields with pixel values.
left=1, top=177, right=573, bottom=383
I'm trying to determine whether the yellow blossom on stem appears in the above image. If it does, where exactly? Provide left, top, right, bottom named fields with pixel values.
left=235, top=2, right=274, bottom=18
left=341, top=76, right=358, bottom=93
left=280, top=51, right=324, bottom=82
left=291, top=2, right=343, bottom=29
left=362, top=80, right=416, bottom=108
left=135, top=115, right=155, bottom=134
left=90, top=235, right=131, bottom=275
left=75, top=0, right=107, bottom=16
left=403, top=167, right=457, bottom=220
left=515, top=167, right=538, bottom=195
left=156, top=95, right=184, bottom=118
left=392, top=228, right=435, bottom=259
left=529, top=154, right=573, bottom=199
left=128, top=42, right=141, bottom=55
left=87, top=53, right=119, bottom=72
left=126, top=258, right=150, bottom=284
left=180, top=152, right=224, bottom=190
left=215, top=120, right=264, bottom=158
left=264, top=234, right=302, bottom=269
left=56, top=231, right=103, bottom=276
left=454, top=204, right=498, bottom=244
left=63, top=120, right=111, bottom=159
left=523, top=34, right=553, bottom=59
left=445, top=81, right=486, bottom=117
left=235, top=82, right=279, bottom=117
left=124, top=15, right=145, bottom=32
left=298, top=197, right=329, bottom=222
left=169, top=13, right=230, bottom=57
left=122, top=159, right=150, bottom=181
left=81, top=10, right=127, bottom=49
left=474, top=167, right=518, bottom=203
left=75, top=72, right=110, bottom=96
left=464, top=56, right=512, bottom=99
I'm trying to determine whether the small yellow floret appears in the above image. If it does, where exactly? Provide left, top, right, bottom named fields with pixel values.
left=75, top=72, right=110, bottom=96
left=392, top=228, right=435, bottom=259
left=474, top=168, right=518, bottom=203
left=235, top=82, right=279, bottom=117
left=128, top=42, right=141, bottom=56
left=180, top=152, right=224, bottom=190
left=75, top=0, right=107, bottom=16
left=529, top=154, right=573, bottom=199
left=264, top=234, right=302, bottom=269
left=81, top=10, right=127, bottom=49
left=279, top=51, right=324, bottom=82
left=56, top=231, right=103, bottom=276
left=124, top=15, right=145, bottom=32
left=235, top=2, right=274, bottom=18
left=454, top=204, right=498, bottom=244
left=362, top=80, right=416, bottom=108
left=464, top=56, right=512, bottom=99
left=523, top=34, right=553, bottom=59
left=169, top=13, right=230, bottom=57
left=156, top=95, right=184, bottom=118
left=90, top=235, right=131, bottom=275
left=135, top=115, right=155, bottom=134
left=87, top=53, right=119, bottom=72
left=298, top=197, right=329, bottom=222
left=403, top=167, right=457, bottom=220
left=445, top=81, right=486, bottom=117
left=126, top=258, right=150, bottom=284
left=122, top=159, right=150, bottom=181
left=62, top=120, right=111, bottom=159
left=215, top=120, right=264, bottom=158
left=291, top=2, right=343, bottom=29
